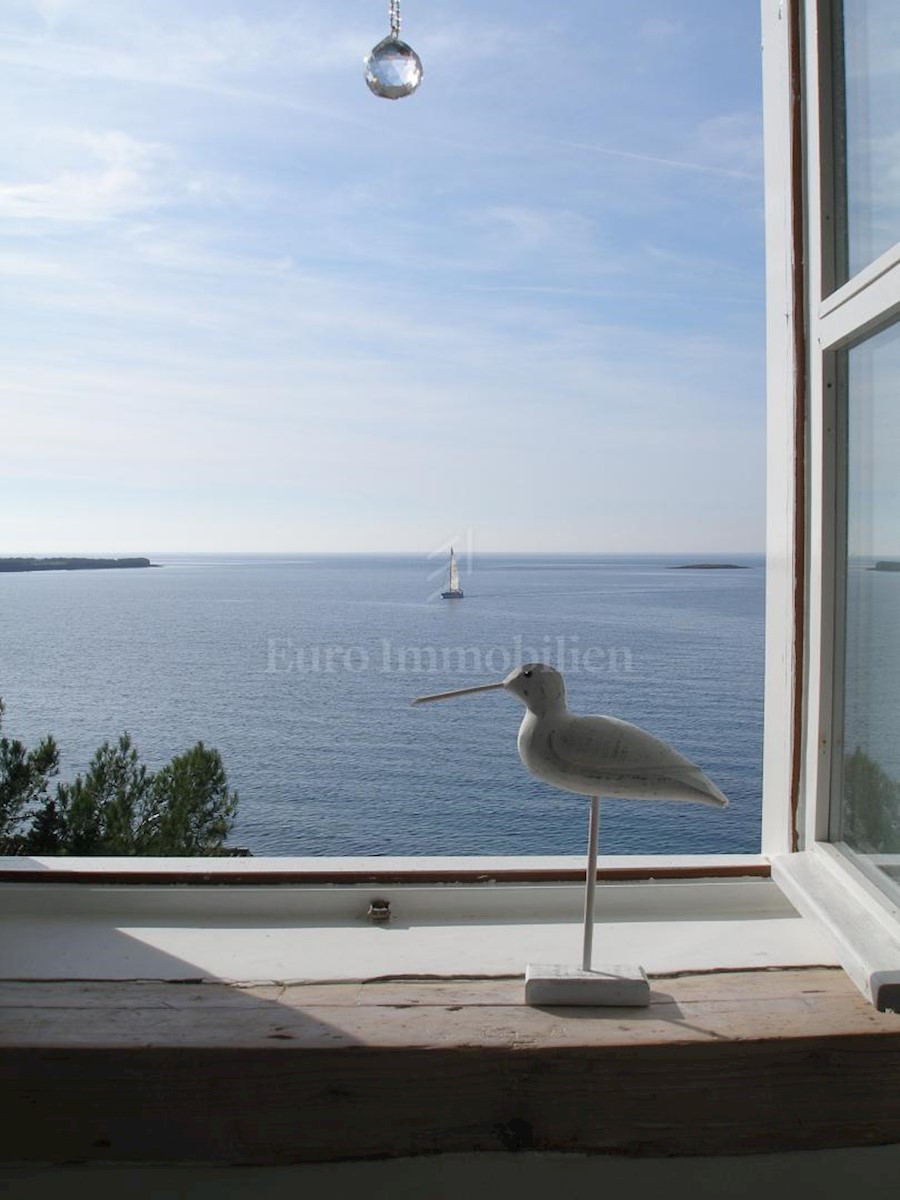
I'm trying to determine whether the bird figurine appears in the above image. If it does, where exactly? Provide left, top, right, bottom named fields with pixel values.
left=413, top=662, right=727, bottom=1005
left=413, top=661, right=727, bottom=808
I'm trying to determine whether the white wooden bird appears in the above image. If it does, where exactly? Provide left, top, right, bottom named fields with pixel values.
left=414, top=661, right=727, bottom=1000
left=413, top=662, right=727, bottom=809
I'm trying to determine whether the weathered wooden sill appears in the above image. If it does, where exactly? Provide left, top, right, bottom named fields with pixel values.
left=4, top=967, right=900, bottom=1164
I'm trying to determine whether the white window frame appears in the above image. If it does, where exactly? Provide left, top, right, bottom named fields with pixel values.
left=764, top=0, right=900, bottom=1010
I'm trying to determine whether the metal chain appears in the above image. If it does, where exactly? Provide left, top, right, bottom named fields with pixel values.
left=389, top=0, right=401, bottom=40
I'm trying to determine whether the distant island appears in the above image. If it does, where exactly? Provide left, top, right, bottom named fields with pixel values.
left=872, top=561, right=900, bottom=572
left=0, top=557, right=156, bottom=573
left=672, top=563, right=748, bottom=571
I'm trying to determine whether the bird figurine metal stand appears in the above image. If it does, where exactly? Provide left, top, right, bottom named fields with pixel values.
left=414, top=663, right=727, bottom=1007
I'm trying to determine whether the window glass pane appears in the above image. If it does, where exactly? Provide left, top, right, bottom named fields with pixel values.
left=839, top=319, right=900, bottom=881
left=833, top=0, right=900, bottom=282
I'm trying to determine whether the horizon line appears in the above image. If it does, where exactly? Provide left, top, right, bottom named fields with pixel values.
left=1, top=548, right=768, bottom=558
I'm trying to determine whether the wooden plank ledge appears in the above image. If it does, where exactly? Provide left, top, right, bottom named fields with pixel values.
left=3, top=967, right=900, bottom=1163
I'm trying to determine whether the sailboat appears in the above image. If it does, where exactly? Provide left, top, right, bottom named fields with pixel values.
left=441, top=547, right=464, bottom=599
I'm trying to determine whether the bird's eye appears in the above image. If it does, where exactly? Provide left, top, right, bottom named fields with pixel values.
left=523, top=668, right=533, bottom=678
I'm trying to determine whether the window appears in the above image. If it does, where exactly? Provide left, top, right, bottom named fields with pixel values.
left=0, top=1, right=767, bottom=864
left=829, top=0, right=900, bottom=285
left=766, top=0, right=900, bottom=1009
left=826, top=0, right=900, bottom=895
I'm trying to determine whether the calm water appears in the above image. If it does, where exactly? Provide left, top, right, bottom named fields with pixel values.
left=0, top=554, right=764, bottom=856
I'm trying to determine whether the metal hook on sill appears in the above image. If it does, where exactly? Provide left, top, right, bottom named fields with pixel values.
left=367, top=898, right=392, bottom=923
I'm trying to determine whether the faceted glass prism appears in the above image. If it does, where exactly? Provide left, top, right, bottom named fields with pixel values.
left=365, top=36, right=423, bottom=100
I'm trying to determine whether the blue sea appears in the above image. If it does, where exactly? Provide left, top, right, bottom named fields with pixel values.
left=0, top=554, right=764, bottom=856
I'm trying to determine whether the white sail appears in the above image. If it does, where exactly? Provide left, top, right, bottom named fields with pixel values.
left=448, top=549, right=460, bottom=593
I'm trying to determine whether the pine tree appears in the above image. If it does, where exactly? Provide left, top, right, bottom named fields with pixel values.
left=0, top=700, right=238, bottom=856
left=0, top=699, right=59, bottom=852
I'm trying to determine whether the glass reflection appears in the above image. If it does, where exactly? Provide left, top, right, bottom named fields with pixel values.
left=833, top=0, right=900, bottom=282
left=839, top=320, right=900, bottom=882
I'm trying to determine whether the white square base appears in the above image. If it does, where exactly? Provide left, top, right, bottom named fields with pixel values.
left=525, top=962, right=651, bottom=1007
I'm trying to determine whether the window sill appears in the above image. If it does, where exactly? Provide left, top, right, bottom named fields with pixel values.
left=0, top=852, right=769, bottom=885
left=772, top=846, right=900, bottom=1011
left=0, top=857, right=830, bottom=984
left=5, top=968, right=900, bottom=1163
left=5, top=854, right=900, bottom=1163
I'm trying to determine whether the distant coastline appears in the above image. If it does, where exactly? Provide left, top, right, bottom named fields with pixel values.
left=872, top=561, right=900, bottom=573
left=671, top=563, right=748, bottom=571
left=0, top=557, right=156, bottom=573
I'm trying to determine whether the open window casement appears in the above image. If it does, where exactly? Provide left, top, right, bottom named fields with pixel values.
left=763, top=0, right=900, bottom=1010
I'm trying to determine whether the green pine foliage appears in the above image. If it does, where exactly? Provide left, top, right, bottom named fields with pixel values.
left=843, top=747, right=900, bottom=853
left=0, top=699, right=59, bottom=849
left=0, top=700, right=238, bottom=856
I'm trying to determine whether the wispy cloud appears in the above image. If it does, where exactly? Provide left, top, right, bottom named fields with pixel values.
left=0, top=129, right=169, bottom=222
left=640, top=17, right=688, bottom=41
left=563, top=137, right=758, bottom=181
left=471, top=205, right=597, bottom=254
left=0, top=9, right=372, bottom=87
left=690, top=113, right=764, bottom=179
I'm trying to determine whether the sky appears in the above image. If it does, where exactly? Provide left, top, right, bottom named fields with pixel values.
left=0, top=0, right=766, bottom=555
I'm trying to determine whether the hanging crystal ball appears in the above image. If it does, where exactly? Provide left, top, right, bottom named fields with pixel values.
left=365, top=36, right=423, bottom=100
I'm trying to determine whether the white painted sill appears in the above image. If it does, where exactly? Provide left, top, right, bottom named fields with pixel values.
left=8, top=851, right=900, bottom=1011
left=772, top=845, right=900, bottom=1011
left=0, top=852, right=841, bottom=987
left=0, top=851, right=767, bottom=882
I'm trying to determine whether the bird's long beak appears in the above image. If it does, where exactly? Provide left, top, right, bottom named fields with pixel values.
left=412, top=681, right=506, bottom=705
